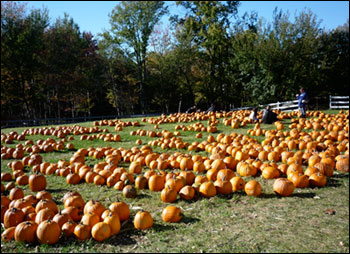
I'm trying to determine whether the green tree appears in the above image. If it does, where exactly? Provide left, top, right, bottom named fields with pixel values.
left=173, top=1, right=239, bottom=109
left=108, top=1, right=168, bottom=113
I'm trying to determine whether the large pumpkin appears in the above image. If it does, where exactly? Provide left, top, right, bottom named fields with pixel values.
left=36, top=219, right=61, bottom=244
left=14, top=221, right=38, bottom=243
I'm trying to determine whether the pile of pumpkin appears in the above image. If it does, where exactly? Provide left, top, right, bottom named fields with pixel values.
left=1, top=186, right=184, bottom=244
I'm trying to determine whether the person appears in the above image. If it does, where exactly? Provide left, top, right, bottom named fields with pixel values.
left=262, top=105, right=278, bottom=124
left=205, top=103, right=215, bottom=113
left=296, top=88, right=308, bottom=118
left=249, top=107, right=259, bottom=123
left=186, top=105, right=197, bottom=113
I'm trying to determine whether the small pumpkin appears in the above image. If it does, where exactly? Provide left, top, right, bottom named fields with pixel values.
left=81, top=212, right=100, bottom=228
left=134, top=210, right=153, bottom=230
left=28, top=173, right=47, bottom=192
left=273, top=178, right=295, bottom=197
left=2, top=226, right=16, bottom=242
left=109, top=201, right=130, bottom=221
left=91, top=222, right=111, bottom=242
left=74, top=223, right=91, bottom=240
left=244, top=180, right=262, bottom=197
left=199, top=181, right=217, bottom=198
left=230, top=176, right=245, bottom=192
left=4, top=207, right=25, bottom=228
left=160, top=187, right=177, bottom=203
left=148, top=175, right=165, bottom=192
left=161, top=206, right=182, bottom=223
left=179, top=186, right=195, bottom=200
left=122, top=185, right=137, bottom=198
left=309, top=172, right=327, bottom=187
left=62, top=220, right=77, bottom=237
left=103, top=213, right=120, bottom=235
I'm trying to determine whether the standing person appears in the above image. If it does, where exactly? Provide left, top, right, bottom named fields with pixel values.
left=205, top=103, right=215, bottom=113
left=262, top=105, right=278, bottom=124
left=296, top=88, right=308, bottom=118
left=186, top=105, right=197, bottom=113
left=249, top=107, right=259, bottom=123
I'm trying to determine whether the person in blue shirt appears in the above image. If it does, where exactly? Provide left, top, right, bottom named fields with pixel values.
left=296, top=88, right=308, bottom=118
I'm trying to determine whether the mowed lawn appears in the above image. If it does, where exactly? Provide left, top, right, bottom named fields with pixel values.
left=1, top=110, right=349, bottom=253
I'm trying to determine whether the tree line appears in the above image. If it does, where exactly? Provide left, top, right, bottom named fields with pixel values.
left=1, top=1, right=349, bottom=121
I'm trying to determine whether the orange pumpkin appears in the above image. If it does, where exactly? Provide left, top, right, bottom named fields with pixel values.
left=161, top=206, right=182, bottom=223
left=273, top=178, right=295, bottom=197
left=244, top=180, right=262, bottom=197
left=134, top=210, right=153, bottom=230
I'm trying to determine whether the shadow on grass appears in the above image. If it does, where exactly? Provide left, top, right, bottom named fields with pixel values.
left=331, top=173, right=349, bottom=179
left=135, top=192, right=152, bottom=199
left=326, top=178, right=342, bottom=187
left=152, top=222, right=176, bottom=232
left=180, top=215, right=200, bottom=224
left=46, top=188, right=68, bottom=193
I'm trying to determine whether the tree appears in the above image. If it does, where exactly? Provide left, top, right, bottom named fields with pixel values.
left=172, top=1, right=239, bottom=109
left=108, top=1, right=168, bottom=113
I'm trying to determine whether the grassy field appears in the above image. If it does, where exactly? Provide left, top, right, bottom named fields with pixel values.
left=1, top=110, right=349, bottom=253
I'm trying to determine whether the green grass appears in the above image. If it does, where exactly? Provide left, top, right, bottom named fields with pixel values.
left=1, top=110, right=349, bottom=253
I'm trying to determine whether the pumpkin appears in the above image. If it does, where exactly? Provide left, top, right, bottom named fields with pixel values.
left=109, top=201, right=130, bottom=221
left=238, top=163, right=257, bottom=177
left=9, top=187, right=24, bottom=201
left=36, top=190, right=52, bottom=200
left=148, top=175, right=165, bottom=192
left=1, top=172, right=12, bottom=182
left=74, top=223, right=91, bottom=240
left=64, top=195, right=85, bottom=211
left=161, top=187, right=177, bottom=203
left=104, top=213, right=120, bottom=235
left=85, top=201, right=106, bottom=218
left=2, top=226, right=16, bottom=242
left=273, top=178, right=295, bottom=197
left=4, top=207, right=25, bottom=228
left=336, top=156, right=349, bottom=172
left=35, top=207, right=56, bottom=224
left=123, top=185, right=137, bottom=198
left=214, top=176, right=232, bottom=195
left=91, top=222, right=111, bottom=242
left=135, top=175, right=148, bottom=189
left=261, top=167, right=280, bottom=179
left=35, top=199, right=58, bottom=214
left=62, top=220, right=77, bottom=237
left=134, top=210, right=153, bottom=230
left=162, top=206, right=182, bottom=223
left=309, top=172, right=327, bottom=187
left=290, top=173, right=309, bottom=188
left=81, top=212, right=101, bottom=228
left=14, top=221, right=38, bottom=243
left=62, top=206, right=82, bottom=222
left=230, top=176, right=245, bottom=192
left=244, top=180, right=262, bottom=197
left=179, top=186, right=195, bottom=200
left=129, top=161, right=142, bottom=174
left=36, top=219, right=61, bottom=244
left=62, top=191, right=82, bottom=204
left=199, top=181, right=217, bottom=198
left=66, top=173, right=81, bottom=184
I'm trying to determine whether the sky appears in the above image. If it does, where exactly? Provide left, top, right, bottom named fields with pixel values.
left=21, top=1, right=349, bottom=37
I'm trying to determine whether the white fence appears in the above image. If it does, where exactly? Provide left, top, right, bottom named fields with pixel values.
left=259, top=100, right=299, bottom=112
left=329, top=95, right=349, bottom=109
